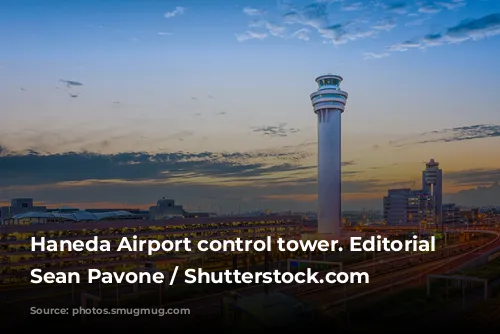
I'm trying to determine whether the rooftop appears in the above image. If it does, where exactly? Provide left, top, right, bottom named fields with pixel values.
left=11, top=210, right=137, bottom=222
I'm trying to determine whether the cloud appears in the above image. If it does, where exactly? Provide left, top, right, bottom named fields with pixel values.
left=249, top=20, right=287, bottom=37
left=157, top=32, right=172, bottom=36
left=363, top=52, right=390, bottom=59
left=243, top=7, right=265, bottom=16
left=449, top=182, right=500, bottom=207
left=237, top=2, right=329, bottom=43
left=60, top=79, right=83, bottom=87
left=341, top=2, right=364, bottom=11
left=0, top=175, right=383, bottom=212
left=437, top=0, right=466, bottom=10
left=164, top=6, right=185, bottom=18
left=235, top=31, right=267, bottom=41
left=319, top=23, right=378, bottom=45
left=342, top=160, right=356, bottom=166
left=446, top=169, right=500, bottom=186
left=283, top=3, right=389, bottom=45
left=417, top=124, right=500, bottom=145
left=437, top=13, right=500, bottom=43
left=417, top=0, right=466, bottom=13
left=372, top=17, right=397, bottom=31
left=386, top=124, right=500, bottom=147
left=0, top=149, right=316, bottom=188
left=405, top=16, right=430, bottom=27
left=251, top=123, right=300, bottom=137
left=292, top=28, right=311, bottom=40
left=264, top=22, right=287, bottom=37
left=387, top=40, right=422, bottom=51
left=283, top=3, right=328, bottom=28
left=375, top=1, right=408, bottom=14
left=237, top=1, right=397, bottom=45
left=0, top=146, right=371, bottom=212
left=388, top=13, right=500, bottom=51
left=418, top=2, right=442, bottom=13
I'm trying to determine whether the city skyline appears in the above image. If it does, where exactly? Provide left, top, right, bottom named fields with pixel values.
left=1, top=0, right=500, bottom=211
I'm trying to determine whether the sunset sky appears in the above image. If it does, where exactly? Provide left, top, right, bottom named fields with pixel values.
left=1, top=0, right=499, bottom=212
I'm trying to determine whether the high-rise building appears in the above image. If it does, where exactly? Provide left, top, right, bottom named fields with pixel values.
left=310, top=74, right=349, bottom=235
left=422, top=159, right=443, bottom=227
left=384, top=188, right=411, bottom=226
left=442, top=203, right=461, bottom=225
left=407, top=190, right=435, bottom=227
left=383, top=189, right=435, bottom=226
left=383, top=189, right=411, bottom=226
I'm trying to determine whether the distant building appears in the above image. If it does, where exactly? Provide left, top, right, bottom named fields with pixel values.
left=383, top=189, right=411, bottom=226
left=0, top=198, right=46, bottom=220
left=407, top=190, right=435, bottom=227
left=183, top=212, right=215, bottom=218
left=47, top=207, right=149, bottom=219
left=422, top=159, right=443, bottom=227
left=149, top=198, right=185, bottom=220
left=382, top=158, right=444, bottom=228
left=443, top=203, right=461, bottom=225
left=383, top=189, right=435, bottom=226
left=343, top=209, right=382, bottom=226
left=6, top=210, right=138, bottom=225
left=460, top=207, right=478, bottom=224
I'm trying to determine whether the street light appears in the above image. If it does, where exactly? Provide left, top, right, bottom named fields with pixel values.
left=264, top=250, right=269, bottom=295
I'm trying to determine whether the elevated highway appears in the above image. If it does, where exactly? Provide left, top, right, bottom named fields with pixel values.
left=163, top=229, right=500, bottom=319
left=315, top=229, right=500, bottom=314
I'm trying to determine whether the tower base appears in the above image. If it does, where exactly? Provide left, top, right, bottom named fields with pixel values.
left=317, top=218, right=341, bottom=236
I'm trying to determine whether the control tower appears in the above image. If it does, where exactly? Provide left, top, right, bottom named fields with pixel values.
left=310, top=74, right=349, bottom=235
left=422, top=159, right=443, bottom=228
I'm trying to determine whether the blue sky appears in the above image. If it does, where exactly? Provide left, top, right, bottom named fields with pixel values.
left=1, top=0, right=500, bottom=212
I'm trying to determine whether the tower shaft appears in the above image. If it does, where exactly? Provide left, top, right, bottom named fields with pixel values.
left=318, top=109, right=342, bottom=234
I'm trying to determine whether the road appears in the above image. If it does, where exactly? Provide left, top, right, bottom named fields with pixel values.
left=300, top=256, right=459, bottom=306
left=316, top=229, right=500, bottom=312
left=162, top=231, right=500, bottom=320
left=151, top=239, right=492, bottom=318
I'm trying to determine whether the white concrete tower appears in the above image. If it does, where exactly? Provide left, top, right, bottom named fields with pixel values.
left=310, top=74, right=348, bottom=235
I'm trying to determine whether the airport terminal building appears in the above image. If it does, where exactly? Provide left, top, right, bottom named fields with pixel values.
left=0, top=213, right=302, bottom=284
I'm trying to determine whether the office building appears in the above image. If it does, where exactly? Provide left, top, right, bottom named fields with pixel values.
left=0, top=214, right=302, bottom=284
left=443, top=203, right=461, bottom=225
left=383, top=189, right=411, bottom=226
left=383, top=189, right=435, bottom=226
left=406, top=190, right=435, bottom=227
left=149, top=198, right=185, bottom=219
left=0, top=198, right=46, bottom=221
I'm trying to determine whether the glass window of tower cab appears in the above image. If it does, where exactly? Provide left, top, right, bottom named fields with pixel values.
left=317, top=76, right=341, bottom=89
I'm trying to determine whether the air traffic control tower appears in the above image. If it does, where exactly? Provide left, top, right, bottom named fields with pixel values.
left=310, top=74, right=349, bottom=235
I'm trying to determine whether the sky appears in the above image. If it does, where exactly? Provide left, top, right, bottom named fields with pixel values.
left=1, top=0, right=500, bottom=212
